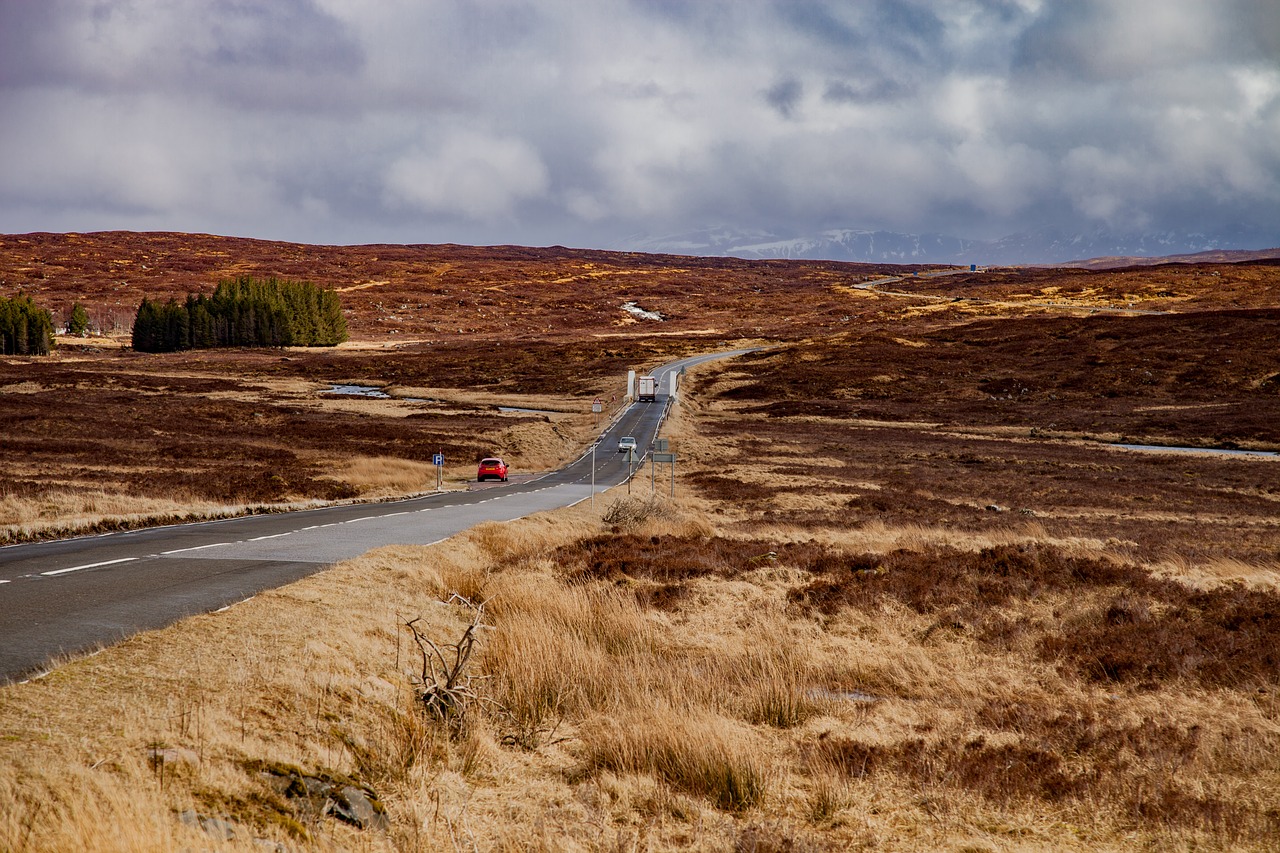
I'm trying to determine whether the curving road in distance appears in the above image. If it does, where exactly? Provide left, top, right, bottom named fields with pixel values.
left=0, top=349, right=755, bottom=683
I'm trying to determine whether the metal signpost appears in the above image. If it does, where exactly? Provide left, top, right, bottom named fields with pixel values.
left=653, top=451, right=677, bottom=497
left=433, top=452, right=444, bottom=491
left=650, top=441, right=668, bottom=493
left=592, top=397, right=602, bottom=430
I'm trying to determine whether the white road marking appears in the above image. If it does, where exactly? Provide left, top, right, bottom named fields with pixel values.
left=42, top=557, right=138, bottom=576
left=346, top=516, right=378, bottom=523
left=249, top=533, right=292, bottom=541
left=161, top=542, right=231, bottom=555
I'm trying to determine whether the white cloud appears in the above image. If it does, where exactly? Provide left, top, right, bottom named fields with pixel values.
left=384, top=131, right=550, bottom=220
left=0, top=0, right=1277, bottom=248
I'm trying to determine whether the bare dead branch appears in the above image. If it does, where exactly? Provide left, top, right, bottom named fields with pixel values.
left=404, top=603, right=489, bottom=731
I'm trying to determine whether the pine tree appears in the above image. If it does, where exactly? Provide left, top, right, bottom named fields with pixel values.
left=130, top=277, right=347, bottom=352
left=68, top=302, right=90, bottom=336
left=132, top=298, right=161, bottom=352
left=0, top=295, right=55, bottom=355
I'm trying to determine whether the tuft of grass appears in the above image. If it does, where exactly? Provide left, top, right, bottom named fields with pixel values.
left=578, top=709, right=769, bottom=812
left=805, top=772, right=850, bottom=825
left=734, top=642, right=823, bottom=730
left=481, top=575, right=654, bottom=744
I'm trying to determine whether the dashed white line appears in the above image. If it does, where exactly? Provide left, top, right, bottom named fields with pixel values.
left=249, top=532, right=292, bottom=542
left=42, top=557, right=138, bottom=577
left=161, top=542, right=231, bottom=555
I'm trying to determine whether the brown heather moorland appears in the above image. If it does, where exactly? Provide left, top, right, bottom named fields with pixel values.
left=2, top=232, right=1280, bottom=851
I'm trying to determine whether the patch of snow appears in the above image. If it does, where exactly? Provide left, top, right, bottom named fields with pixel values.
left=621, top=302, right=665, bottom=322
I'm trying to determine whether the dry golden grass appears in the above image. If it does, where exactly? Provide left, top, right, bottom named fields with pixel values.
left=0, top=489, right=319, bottom=544
left=3, top=488, right=1279, bottom=850
left=334, top=456, right=444, bottom=497
left=4, top=353, right=1280, bottom=850
left=1150, top=555, right=1280, bottom=591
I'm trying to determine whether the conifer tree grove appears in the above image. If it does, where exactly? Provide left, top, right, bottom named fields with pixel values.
left=131, top=277, right=348, bottom=353
left=0, top=294, right=55, bottom=355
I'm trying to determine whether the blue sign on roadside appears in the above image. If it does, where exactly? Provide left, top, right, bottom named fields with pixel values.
left=433, top=453, right=444, bottom=466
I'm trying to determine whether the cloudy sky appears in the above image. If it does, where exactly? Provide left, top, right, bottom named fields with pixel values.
left=1, top=0, right=1278, bottom=250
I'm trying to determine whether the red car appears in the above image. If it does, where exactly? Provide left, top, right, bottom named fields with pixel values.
left=477, top=457, right=509, bottom=482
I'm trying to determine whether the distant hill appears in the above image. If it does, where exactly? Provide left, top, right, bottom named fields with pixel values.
left=1056, top=246, right=1280, bottom=269
left=626, top=226, right=1280, bottom=267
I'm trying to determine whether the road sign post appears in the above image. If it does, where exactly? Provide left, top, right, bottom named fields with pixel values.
left=653, top=451, right=677, bottom=498
left=592, top=397, right=602, bottom=430
left=433, top=452, right=444, bottom=491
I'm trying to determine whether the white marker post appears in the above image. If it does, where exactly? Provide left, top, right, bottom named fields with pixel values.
left=433, top=452, right=444, bottom=491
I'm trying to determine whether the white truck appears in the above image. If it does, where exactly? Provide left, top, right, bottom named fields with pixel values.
left=637, top=374, right=657, bottom=402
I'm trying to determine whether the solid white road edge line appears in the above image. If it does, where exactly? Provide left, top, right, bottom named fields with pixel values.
left=42, top=557, right=138, bottom=576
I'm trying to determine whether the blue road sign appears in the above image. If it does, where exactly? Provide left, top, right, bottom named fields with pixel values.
left=433, top=453, right=444, bottom=466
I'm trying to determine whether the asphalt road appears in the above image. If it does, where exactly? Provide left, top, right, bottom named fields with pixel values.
left=0, top=349, right=753, bottom=683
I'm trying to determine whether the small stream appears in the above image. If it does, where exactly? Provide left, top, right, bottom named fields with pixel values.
left=324, top=384, right=392, bottom=399
left=1113, top=442, right=1278, bottom=459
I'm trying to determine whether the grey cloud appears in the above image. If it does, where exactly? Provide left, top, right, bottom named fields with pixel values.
left=823, top=77, right=909, bottom=104
left=0, top=0, right=364, bottom=109
left=764, top=78, right=803, bottom=117
left=199, top=1, right=364, bottom=73
left=0, top=0, right=1276, bottom=252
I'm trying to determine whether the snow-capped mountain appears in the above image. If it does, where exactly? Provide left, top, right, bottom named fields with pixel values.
left=624, top=226, right=1277, bottom=266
